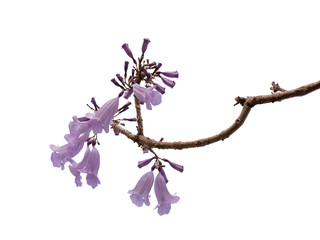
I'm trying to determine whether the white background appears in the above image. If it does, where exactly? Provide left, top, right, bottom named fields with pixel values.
left=1, top=0, right=320, bottom=239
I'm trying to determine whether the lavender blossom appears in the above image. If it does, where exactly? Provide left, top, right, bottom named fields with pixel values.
left=111, top=78, right=123, bottom=89
left=154, top=84, right=166, bottom=94
left=65, top=116, right=91, bottom=144
left=141, top=38, right=151, bottom=56
left=69, top=144, right=101, bottom=188
left=133, top=83, right=162, bottom=110
left=122, top=43, right=137, bottom=64
left=128, top=171, right=154, bottom=207
left=154, top=173, right=180, bottom=216
left=159, top=71, right=179, bottom=78
left=159, top=75, right=176, bottom=88
left=165, top=159, right=184, bottom=172
left=88, top=97, right=119, bottom=134
left=158, top=167, right=168, bottom=183
left=69, top=146, right=91, bottom=187
left=138, top=156, right=155, bottom=168
left=50, top=132, right=89, bottom=170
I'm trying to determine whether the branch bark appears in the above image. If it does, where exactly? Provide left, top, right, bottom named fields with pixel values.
left=134, top=96, right=144, bottom=135
left=112, top=80, right=320, bottom=150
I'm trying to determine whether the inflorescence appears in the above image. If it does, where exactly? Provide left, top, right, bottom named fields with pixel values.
left=50, top=38, right=182, bottom=215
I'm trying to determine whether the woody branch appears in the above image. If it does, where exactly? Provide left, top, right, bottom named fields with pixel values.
left=112, top=80, right=320, bottom=150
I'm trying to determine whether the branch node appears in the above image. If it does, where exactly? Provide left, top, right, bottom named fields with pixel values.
left=270, top=81, right=286, bottom=93
left=234, top=96, right=246, bottom=106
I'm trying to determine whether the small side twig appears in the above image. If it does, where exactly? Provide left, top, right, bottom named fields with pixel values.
left=270, top=81, right=286, bottom=93
left=234, top=96, right=247, bottom=106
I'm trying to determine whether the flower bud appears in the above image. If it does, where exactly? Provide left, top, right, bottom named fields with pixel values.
left=141, top=38, right=151, bottom=59
left=159, top=76, right=175, bottom=88
left=154, top=84, right=166, bottom=94
left=159, top=71, right=179, bottom=78
left=122, top=43, right=137, bottom=64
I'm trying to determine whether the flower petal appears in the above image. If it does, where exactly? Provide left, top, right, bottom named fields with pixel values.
left=154, top=173, right=180, bottom=215
left=128, top=171, right=154, bottom=207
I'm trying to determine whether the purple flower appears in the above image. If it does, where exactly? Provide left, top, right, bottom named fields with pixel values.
left=133, top=83, right=162, bottom=110
left=84, top=146, right=101, bottom=188
left=65, top=116, right=91, bottom=144
left=141, top=38, right=151, bottom=57
left=50, top=132, right=89, bottom=170
left=159, top=75, right=176, bottom=88
left=69, top=144, right=101, bottom=188
left=154, top=172, right=180, bottom=216
left=165, top=159, right=184, bottom=172
left=159, top=71, right=179, bottom=78
left=154, top=84, right=166, bottom=94
left=138, top=156, right=155, bottom=168
left=128, top=171, right=154, bottom=207
left=88, top=97, right=119, bottom=134
left=111, top=78, right=123, bottom=89
left=122, top=43, right=137, bottom=64
left=158, top=167, right=168, bottom=183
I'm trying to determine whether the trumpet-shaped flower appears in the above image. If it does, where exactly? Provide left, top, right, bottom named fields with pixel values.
left=133, top=83, right=161, bottom=110
left=154, top=173, right=180, bottom=216
left=69, top=144, right=101, bottom=188
left=128, top=171, right=154, bottom=207
left=88, top=97, right=119, bottom=134
left=50, top=132, right=89, bottom=170
left=65, top=116, right=91, bottom=145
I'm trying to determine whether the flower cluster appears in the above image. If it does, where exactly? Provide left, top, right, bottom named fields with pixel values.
left=50, top=97, right=120, bottom=188
left=128, top=157, right=183, bottom=216
left=50, top=38, right=182, bottom=215
left=111, top=38, right=179, bottom=110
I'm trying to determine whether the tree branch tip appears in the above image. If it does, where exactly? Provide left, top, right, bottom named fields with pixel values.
left=234, top=96, right=246, bottom=106
left=270, top=81, right=286, bottom=93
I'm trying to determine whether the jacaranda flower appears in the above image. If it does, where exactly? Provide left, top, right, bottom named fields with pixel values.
left=138, top=156, right=155, bottom=168
left=87, top=97, right=119, bottom=134
left=165, top=159, right=184, bottom=172
left=159, top=75, right=176, bottom=88
left=50, top=132, right=89, bottom=170
left=133, top=83, right=162, bottom=110
left=154, top=172, right=180, bottom=216
left=154, top=84, right=166, bottom=94
left=65, top=116, right=91, bottom=145
left=141, top=38, right=151, bottom=57
left=122, top=43, right=137, bottom=64
left=159, top=71, right=179, bottom=78
left=128, top=171, right=154, bottom=207
left=69, top=144, right=101, bottom=189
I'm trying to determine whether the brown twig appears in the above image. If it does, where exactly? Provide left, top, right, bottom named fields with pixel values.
left=134, top=96, right=144, bottom=135
left=112, top=80, right=320, bottom=150
left=270, top=81, right=286, bottom=93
